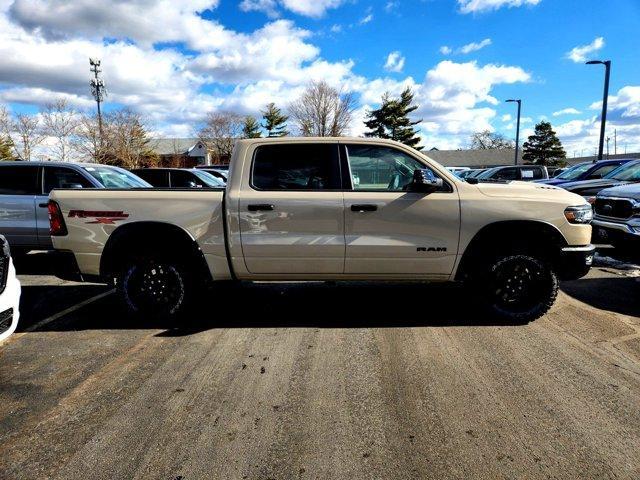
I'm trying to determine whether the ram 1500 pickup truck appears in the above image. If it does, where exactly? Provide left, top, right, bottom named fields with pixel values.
left=48, top=138, right=595, bottom=322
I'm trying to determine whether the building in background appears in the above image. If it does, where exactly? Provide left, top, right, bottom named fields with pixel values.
left=151, top=139, right=214, bottom=167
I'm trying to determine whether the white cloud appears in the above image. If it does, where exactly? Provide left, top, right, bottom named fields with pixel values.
left=440, top=39, right=492, bottom=56
left=384, top=51, right=405, bottom=73
left=359, top=13, right=373, bottom=24
left=8, top=0, right=226, bottom=50
left=501, top=114, right=512, bottom=122
left=385, top=1, right=399, bottom=13
left=280, top=0, right=344, bottom=17
left=552, top=107, right=582, bottom=116
left=457, top=0, right=541, bottom=14
left=240, top=0, right=279, bottom=18
left=566, top=37, right=605, bottom=63
left=459, top=38, right=492, bottom=54
left=555, top=86, right=640, bottom=153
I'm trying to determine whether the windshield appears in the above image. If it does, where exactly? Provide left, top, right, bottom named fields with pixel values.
left=191, top=170, right=225, bottom=187
left=556, top=163, right=590, bottom=180
left=476, top=168, right=499, bottom=179
left=82, top=166, right=151, bottom=188
left=608, top=161, right=640, bottom=181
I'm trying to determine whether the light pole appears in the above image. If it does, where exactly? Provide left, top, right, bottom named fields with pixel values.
left=506, top=99, right=521, bottom=165
left=586, top=60, right=611, bottom=162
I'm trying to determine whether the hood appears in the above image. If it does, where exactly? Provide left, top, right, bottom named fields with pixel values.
left=536, top=178, right=569, bottom=186
left=475, top=181, right=583, bottom=203
left=561, top=178, right=629, bottom=193
left=598, top=183, right=640, bottom=201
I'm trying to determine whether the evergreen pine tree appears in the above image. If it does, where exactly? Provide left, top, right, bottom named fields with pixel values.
left=364, top=88, right=422, bottom=150
left=522, top=121, right=566, bottom=165
left=0, top=136, right=14, bottom=160
left=242, top=116, right=262, bottom=138
left=261, top=103, right=289, bottom=137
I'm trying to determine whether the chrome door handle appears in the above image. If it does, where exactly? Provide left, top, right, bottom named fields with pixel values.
left=38, top=202, right=49, bottom=208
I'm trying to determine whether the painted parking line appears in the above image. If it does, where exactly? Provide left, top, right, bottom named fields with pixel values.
left=1, top=289, right=115, bottom=347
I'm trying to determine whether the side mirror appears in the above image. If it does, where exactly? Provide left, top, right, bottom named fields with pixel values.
left=587, top=173, right=602, bottom=180
left=63, top=183, right=84, bottom=189
left=409, top=169, right=443, bottom=194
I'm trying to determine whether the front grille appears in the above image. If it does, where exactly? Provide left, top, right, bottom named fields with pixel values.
left=0, top=308, right=13, bottom=335
left=595, top=198, right=634, bottom=219
left=0, top=255, right=7, bottom=295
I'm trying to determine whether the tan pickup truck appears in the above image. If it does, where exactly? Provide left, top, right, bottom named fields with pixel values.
left=49, top=138, right=595, bottom=322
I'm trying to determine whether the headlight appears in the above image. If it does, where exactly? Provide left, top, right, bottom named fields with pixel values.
left=564, top=205, right=593, bottom=224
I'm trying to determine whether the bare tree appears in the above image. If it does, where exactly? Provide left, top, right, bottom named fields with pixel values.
left=41, top=99, right=79, bottom=161
left=289, top=81, right=356, bottom=137
left=0, top=105, right=15, bottom=160
left=12, top=113, right=45, bottom=161
left=102, top=108, right=157, bottom=168
left=469, top=130, right=515, bottom=150
left=73, top=112, right=104, bottom=163
left=198, top=112, right=244, bottom=164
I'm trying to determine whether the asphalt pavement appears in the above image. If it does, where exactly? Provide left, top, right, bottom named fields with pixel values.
left=1, top=253, right=639, bottom=479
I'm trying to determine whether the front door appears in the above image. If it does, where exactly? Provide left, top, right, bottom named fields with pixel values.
left=238, top=142, right=345, bottom=274
left=342, top=143, right=460, bottom=276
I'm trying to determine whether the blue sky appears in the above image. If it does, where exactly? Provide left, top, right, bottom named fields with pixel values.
left=0, top=0, right=639, bottom=157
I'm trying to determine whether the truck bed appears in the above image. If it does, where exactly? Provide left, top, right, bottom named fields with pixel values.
left=49, top=188, right=229, bottom=280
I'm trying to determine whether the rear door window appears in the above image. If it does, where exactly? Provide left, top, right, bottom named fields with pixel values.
left=43, top=167, right=94, bottom=194
left=170, top=171, right=207, bottom=188
left=494, top=167, right=519, bottom=180
left=252, top=144, right=341, bottom=191
left=134, top=170, right=170, bottom=187
left=0, top=166, right=39, bottom=195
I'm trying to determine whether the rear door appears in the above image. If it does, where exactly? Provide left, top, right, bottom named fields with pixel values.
left=0, top=165, right=40, bottom=248
left=342, top=143, right=460, bottom=276
left=37, top=166, right=95, bottom=248
left=238, top=142, right=345, bottom=274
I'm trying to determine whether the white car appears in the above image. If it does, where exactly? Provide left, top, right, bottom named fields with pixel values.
left=0, top=235, right=21, bottom=342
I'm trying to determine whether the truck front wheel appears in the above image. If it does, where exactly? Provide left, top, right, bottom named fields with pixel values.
left=479, top=254, right=558, bottom=323
left=118, top=257, right=191, bottom=318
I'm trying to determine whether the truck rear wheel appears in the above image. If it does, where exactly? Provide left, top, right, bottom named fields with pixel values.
left=118, top=257, right=192, bottom=318
left=480, top=254, right=558, bottom=323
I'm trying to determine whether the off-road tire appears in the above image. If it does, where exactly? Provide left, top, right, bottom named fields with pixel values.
left=478, top=254, right=558, bottom=324
left=117, top=256, right=193, bottom=318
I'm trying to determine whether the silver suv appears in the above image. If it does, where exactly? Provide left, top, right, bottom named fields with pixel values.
left=0, top=162, right=150, bottom=253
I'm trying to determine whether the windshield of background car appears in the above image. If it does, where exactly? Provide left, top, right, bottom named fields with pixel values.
left=83, top=166, right=151, bottom=188
left=556, top=163, right=590, bottom=180
left=192, top=170, right=225, bottom=187
left=608, top=162, right=640, bottom=181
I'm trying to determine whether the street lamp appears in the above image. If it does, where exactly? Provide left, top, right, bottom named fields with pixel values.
left=586, top=60, right=611, bottom=162
left=506, top=99, right=521, bottom=165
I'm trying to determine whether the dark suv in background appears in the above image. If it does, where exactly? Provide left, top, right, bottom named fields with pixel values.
left=559, top=159, right=640, bottom=202
left=474, top=164, right=548, bottom=182
left=537, top=159, right=632, bottom=186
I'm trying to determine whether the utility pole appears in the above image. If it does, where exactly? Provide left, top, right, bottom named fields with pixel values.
left=606, top=137, right=610, bottom=158
left=89, top=58, right=106, bottom=143
left=506, top=99, right=521, bottom=165
left=614, top=129, right=617, bottom=155
left=586, top=60, right=611, bottom=162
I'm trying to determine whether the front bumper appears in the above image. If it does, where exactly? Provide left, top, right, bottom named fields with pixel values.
left=557, top=244, right=595, bottom=280
left=0, top=258, right=21, bottom=342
